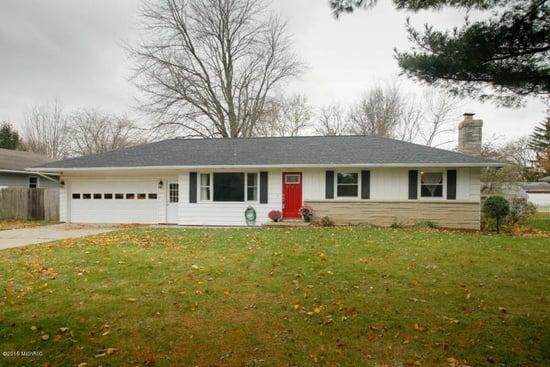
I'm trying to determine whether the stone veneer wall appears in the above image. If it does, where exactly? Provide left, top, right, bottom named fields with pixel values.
left=305, top=201, right=480, bottom=230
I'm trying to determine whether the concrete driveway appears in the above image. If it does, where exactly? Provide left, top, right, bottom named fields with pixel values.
left=0, top=224, right=116, bottom=250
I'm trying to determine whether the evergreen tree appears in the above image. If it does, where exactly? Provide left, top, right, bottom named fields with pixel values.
left=0, top=122, right=20, bottom=150
left=329, top=0, right=550, bottom=106
left=529, top=116, right=550, bottom=151
left=529, top=116, right=550, bottom=174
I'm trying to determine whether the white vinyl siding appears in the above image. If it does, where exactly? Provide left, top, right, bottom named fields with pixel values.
left=178, top=170, right=282, bottom=226
left=59, top=166, right=482, bottom=226
left=302, top=167, right=479, bottom=202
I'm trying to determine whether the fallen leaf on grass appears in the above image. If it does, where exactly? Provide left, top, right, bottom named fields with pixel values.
left=41, top=334, right=50, bottom=341
left=95, top=348, right=117, bottom=358
left=127, top=298, right=137, bottom=302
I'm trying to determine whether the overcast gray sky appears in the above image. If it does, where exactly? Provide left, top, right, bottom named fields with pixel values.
left=0, top=0, right=547, bottom=147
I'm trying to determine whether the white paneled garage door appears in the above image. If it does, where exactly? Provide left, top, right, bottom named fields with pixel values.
left=69, top=179, right=160, bottom=224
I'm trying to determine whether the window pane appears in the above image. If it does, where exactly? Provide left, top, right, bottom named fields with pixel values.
left=285, top=174, right=300, bottom=184
left=137, top=193, right=146, bottom=200
left=126, top=193, right=135, bottom=199
left=337, top=185, right=358, bottom=197
left=421, top=172, right=443, bottom=185
left=200, top=173, right=210, bottom=186
left=115, top=193, right=124, bottom=199
left=104, top=193, right=113, bottom=199
left=200, top=187, right=210, bottom=201
left=214, top=173, right=244, bottom=202
left=169, top=183, right=179, bottom=203
left=420, top=172, right=443, bottom=197
left=247, top=173, right=257, bottom=187
left=93, top=193, right=102, bottom=199
left=29, top=176, right=38, bottom=188
left=72, top=193, right=81, bottom=199
left=247, top=187, right=257, bottom=201
left=337, top=173, right=358, bottom=184
left=421, top=185, right=443, bottom=197
left=83, top=193, right=91, bottom=199
left=148, top=193, right=157, bottom=199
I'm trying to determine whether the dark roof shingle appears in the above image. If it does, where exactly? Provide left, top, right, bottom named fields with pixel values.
left=34, top=135, right=498, bottom=169
left=1, top=148, right=52, bottom=171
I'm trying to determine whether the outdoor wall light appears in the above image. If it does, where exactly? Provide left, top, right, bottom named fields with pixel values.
left=158, top=180, right=164, bottom=189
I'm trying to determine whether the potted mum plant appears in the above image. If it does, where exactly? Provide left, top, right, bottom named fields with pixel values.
left=268, top=210, right=283, bottom=222
left=300, top=205, right=314, bottom=223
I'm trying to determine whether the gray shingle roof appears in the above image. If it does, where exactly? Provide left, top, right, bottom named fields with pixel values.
left=33, top=135, right=499, bottom=170
left=1, top=148, right=52, bottom=171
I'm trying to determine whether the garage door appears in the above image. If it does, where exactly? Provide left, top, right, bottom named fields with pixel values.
left=69, top=179, right=160, bottom=224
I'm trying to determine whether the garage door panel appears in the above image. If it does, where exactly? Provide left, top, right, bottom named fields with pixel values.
left=70, top=180, right=160, bottom=224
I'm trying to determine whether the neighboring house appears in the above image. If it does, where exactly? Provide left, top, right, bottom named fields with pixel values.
left=518, top=181, right=550, bottom=212
left=0, top=148, right=60, bottom=189
left=33, top=114, right=499, bottom=229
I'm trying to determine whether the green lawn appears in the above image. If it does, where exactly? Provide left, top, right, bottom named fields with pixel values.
left=0, top=228, right=548, bottom=366
left=525, top=212, right=550, bottom=232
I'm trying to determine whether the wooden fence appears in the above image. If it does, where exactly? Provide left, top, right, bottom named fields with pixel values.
left=0, top=188, right=59, bottom=221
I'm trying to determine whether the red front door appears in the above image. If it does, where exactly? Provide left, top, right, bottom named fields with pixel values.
left=282, top=172, right=302, bottom=218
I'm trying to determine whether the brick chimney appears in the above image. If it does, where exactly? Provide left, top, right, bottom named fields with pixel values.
left=458, top=113, right=483, bottom=155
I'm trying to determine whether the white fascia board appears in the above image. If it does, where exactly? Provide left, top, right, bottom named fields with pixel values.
left=31, top=162, right=503, bottom=172
left=2, top=169, right=60, bottom=175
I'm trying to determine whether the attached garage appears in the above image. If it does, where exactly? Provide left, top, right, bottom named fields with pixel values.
left=67, top=178, right=161, bottom=224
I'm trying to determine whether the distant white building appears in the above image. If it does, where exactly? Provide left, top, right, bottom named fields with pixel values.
left=519, top=181, right=550, bottom=212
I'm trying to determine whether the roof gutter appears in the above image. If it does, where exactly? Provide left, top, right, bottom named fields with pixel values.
left=30, top=162, right=503, bottom=173
left=2, top=169, right=60, bottom=176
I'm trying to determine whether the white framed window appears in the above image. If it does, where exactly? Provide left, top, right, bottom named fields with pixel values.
left=200, top=173, right=211, bottom=201
left=169, top=183, right=179, bottom=203
left=198, top=172, right=260, bottom=202
left=336, top=172, right=359, bottom=197
left=29, top=176, right=38, bottom=188
left=420, top=171, right=444, bottom=198
left=284, top=174, right=300, bottom=184
left=247, top=173, right=258, bottom=201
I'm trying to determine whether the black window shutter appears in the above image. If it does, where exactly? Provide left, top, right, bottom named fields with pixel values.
left=447, top=169, right=457, bottom=200
left=189, top=172, right=197, bottom=203
left=361, top=170, right=370, bottom=199
left=408, top=170, right=418, bottom=200
left=260, top=171, right=268, bottom=204
left=325, top=171, right=334, bottom=199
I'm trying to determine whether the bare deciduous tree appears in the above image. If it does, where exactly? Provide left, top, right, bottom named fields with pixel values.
left=130, top=0, right=303, bottom=138
left=416, top=90, right=462, bottom=147
left=22, top=99, right=70, bottom=160
left=255, top=94, right=312, bottom=136
left=69, top=109, right=146, bottom=156
left=315, top=104, right=349, bottom=136
left=341, top=81, right=461, bottom=147
left=347, top=83, right=402, bottom=137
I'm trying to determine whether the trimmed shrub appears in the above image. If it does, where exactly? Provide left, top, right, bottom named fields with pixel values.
left=482, top=196, right=510, bottom=233
left=414, top=220, right=438, bottom=229
left=508, top=197, right=537, bottom=225
left=319, top=216, right=334, bottom=227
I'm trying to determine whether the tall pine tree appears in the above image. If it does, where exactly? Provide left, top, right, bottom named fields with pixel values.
left=329, top=0, right=550, bottom=106
left=0, top=122, right=20, bottom=150
left=529, top=116, right=550, bottom=175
